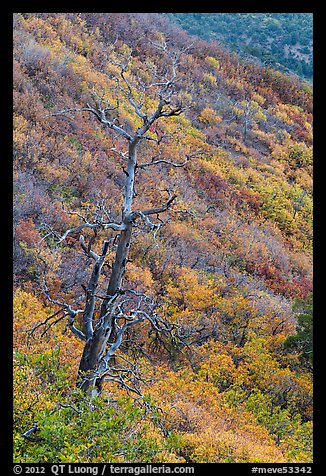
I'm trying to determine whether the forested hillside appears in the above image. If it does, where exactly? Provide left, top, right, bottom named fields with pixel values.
left=13, top=13, right=313, bottom=463
left=164, top=13, right=313, bottom=80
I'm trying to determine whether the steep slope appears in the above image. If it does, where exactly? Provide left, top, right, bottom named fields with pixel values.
left=13, top=13, right=312, bottom=463
left=164, top=13, right=313, bottom=80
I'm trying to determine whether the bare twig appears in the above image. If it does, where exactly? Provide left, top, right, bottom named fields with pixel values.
left=21, top=423, right=42, bottom=442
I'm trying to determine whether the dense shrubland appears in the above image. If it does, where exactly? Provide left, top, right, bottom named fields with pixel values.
left=13, top=13, right=312, bottom=463
left=165, top=13, right=313, bottom=79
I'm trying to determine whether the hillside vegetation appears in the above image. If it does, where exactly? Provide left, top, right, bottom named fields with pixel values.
left=165, top=13, right=313, bottom=80
left=13, top=13, right=313, bottom=463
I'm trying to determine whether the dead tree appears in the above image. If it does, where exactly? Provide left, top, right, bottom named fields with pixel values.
left=38, top=41, right=197, bottom=396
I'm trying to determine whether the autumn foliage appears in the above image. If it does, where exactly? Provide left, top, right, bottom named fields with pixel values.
left=13, top=13, right=312, bottom=463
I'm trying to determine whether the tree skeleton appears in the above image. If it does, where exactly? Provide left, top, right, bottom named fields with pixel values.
left=35, top=41, right=201, bottom=395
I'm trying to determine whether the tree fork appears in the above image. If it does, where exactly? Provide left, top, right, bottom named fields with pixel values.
left=52, top=43, right=189, bottom=396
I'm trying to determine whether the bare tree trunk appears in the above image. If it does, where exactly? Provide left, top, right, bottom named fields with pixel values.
left=77, top=224, right=133, bottom=394
left=77, top=142, right=138, bottom=394
left=49, top=43, right=190, bottom=396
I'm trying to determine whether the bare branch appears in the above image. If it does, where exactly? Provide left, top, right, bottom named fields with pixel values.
left=52, top=106, right=133, bottom=142
left=50, top=402, right=81, bottom=415
left=110, top=134, right=129, bottom=160
left=116, top=71, right=148, bottom=124
left=66, top=319, right=87, bottom=342
left=34, top=278, right=86, bottom=341
left=28, top=308, right=65, bottom=338
left=132, top=190, right=177, bottom=217
left=61, top=203, right=89, bottom=223
left=57, top=221, right=126, bottom=245
left=102, top=375, right=143, bottom=397
left=79, top=234, right=99, bottom=261
left=49, top=41, right=197, bottom=397
left=101, top=315, right=146, bottom=368
left=21, top=423, right=42, bottom=442
left=39, top=312, right=68, bottom=338
left=138, top=155, right=189, bottom=169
